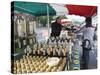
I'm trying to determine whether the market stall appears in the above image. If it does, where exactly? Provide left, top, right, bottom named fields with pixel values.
left=11, top=1, right=97, bottom=74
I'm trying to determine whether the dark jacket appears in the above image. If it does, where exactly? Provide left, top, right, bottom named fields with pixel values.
left=51, top=22, right=63, bottom=37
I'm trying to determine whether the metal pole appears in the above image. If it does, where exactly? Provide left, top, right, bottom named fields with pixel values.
left=47, top=4, right=50, bottom=38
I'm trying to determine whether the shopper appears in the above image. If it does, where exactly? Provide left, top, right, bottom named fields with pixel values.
left=51, top=17, right=63, bottom=37
left=75, top=17, right=95, bottom=69
left=93, top=24, right=97, bottom=41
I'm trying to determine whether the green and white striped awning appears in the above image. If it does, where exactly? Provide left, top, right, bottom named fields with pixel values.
left=11, top=1, right=56, bottom=16
left=11, top=1, right=68, bottom=16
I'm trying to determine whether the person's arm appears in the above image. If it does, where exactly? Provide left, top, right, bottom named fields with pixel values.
left=75, top=25, right=85, bottom=33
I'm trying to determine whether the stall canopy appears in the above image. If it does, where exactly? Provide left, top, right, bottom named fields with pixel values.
left=12, top=1, right=56, bottom=16
left=50, top=4, right=68, bottom=16
left=65, top=4, right=97, bottom=17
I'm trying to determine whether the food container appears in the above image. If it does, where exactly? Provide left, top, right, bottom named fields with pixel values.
left=40, top=64, right=44, bottom=68
left=22, top=69, right=27, bottom=73
left=51, top=68, right=55, bottom=72
left=52, top=67, right=57, bottom=71
left=27, top=70, right=31, bottom=73
left=46, top=57, right=60, bottom=67
left=46, top=68, right=51, bottom=72
left=58, top=66, right=63, bottom=71
left=13, top=71, right=17, bottom=74
left=56, top=69, right=60, bottom=72
left=30, top=67, right=35, bottom=71
left=40, top=68, right=44, bottom=72
left=35, top=68, right=39, bottom=72
left=26, top=66, right=30, bottom=70
left=20, top=59, right=23, bottom=62
left=17, top=64, right=21, bottom=69
left=16, top=60, right=19, bottom=63
left=21, top=64, right=25, bottom=69
left=17, top=69, right=21, bottom=74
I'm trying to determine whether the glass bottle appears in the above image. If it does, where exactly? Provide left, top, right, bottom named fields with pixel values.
left=53, top=48, right=56, bottom=56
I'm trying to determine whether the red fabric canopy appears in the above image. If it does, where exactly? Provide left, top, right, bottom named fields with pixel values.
left=65, top=4, right=97, bottom=17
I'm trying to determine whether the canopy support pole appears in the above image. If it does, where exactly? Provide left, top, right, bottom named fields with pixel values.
left=47, top=5, right=50, bottom=38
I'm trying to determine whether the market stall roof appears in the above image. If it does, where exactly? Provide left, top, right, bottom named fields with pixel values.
left=50, top=4, right=68, bottom=16
left=65, top=4, right=97, bottom=17
left=12, top=1, right=56, bottom=16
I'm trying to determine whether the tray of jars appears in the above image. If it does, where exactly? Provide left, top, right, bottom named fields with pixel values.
left=32, top=44, right=69, bottom=57
left=12, top=55, right=67, bottom=74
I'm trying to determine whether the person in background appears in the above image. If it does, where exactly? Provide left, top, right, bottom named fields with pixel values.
left=75, top=17, right=95, bottom=69
left=51, top=17, right=63, bottom=37
left=93, top=24, right=97, bottom=41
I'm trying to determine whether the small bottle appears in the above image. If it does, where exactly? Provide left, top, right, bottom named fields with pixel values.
left=58, top=50, right=61, bottom=56
left=51, top=37, right=54, bottom=41
left=13, top=70, right=17, bottom=74
left=17, top=69, right=21, bottom=74
left=68, top=39, right=72, bottom=55
left=59, top=47, right=62, bottom=56
left=43, top=50, right=46, bottom=55
left=26, top=45, right=32, bottom=54
left=22, top=36, right=27, bottom=48
left=53, top=40, right=57, bottom=45
left=37, top=49, right=40, bottom=55
left=17, top=39, right=21, bottom=48
left=53, top=49, right=56, bottom=56
left=29, top=38, right=33, bottom=45
left=47, top=48, right=50, bottom=55
left=24, top=48, right=27, bottom=55
left=55, top=48, right=59, bottom=56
